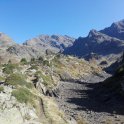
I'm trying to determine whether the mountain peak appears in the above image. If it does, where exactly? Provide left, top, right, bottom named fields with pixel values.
left=88, top=29, right=100, bottom=38
left=111, top=19, right=124, bottom=30
left=100, top=19, right=124, bottom=40
left=0, top=32, right=15, bottom=47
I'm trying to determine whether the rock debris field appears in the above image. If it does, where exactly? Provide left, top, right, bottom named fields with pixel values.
left=55, top=74, right=124, bottom=124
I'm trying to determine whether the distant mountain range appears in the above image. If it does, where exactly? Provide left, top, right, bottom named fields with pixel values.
left=63, top=19, right=124, bottom=57
left=0, top=19, right=124, bottom=63
left=0, top=33, right=75, bottom=63
left=23, top=34, right=75, bottom=53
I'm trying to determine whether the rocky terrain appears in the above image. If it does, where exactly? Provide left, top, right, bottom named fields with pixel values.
left=100, top=19, right=124, bottom=40
left=0, top=54, right=105, bottom=124
left=0, top=33, right=75, bottom=63
left=63, top=20, right=124, bottom=68
left=55, top=73, right=124, bottom=124
left=23, top=35, right=75, bottom=53
left=0, top=19, right=124, bottom=124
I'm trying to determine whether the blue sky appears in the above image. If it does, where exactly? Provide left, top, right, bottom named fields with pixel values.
left=0, top=0, right=124, bottom=43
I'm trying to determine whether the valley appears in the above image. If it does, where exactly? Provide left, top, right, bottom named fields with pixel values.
left=0, top=19, right=124, bottom=124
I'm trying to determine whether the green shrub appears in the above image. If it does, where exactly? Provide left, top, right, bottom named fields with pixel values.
left=3, top=63, right=19, bottom=74
left=43, top=60, right=50, bottom=66
left=38, top=56, right=44, bottom=62
left=0, top=76, right=5, bottom=81
left=25, top=82, right=34, bottom=89
left=5, top=73, right=27, bottom=86
left=35, top=71, right=42, bottom=77
left=29, top=65, right=38, bottom=70
left=52, top=57, right=63, bottom=68
left=38, top=72, right=53, bottom=86
left=20, top=58, right=27, bottom=65
left=8, top=60, right=12, bottom=64
left=35, top=71, right=53, bottom=86
left=0, top=86, right=4, bottom=92
left=12, top=88, right=35, bottom=104
left=30, top=58, right=36, bottom=64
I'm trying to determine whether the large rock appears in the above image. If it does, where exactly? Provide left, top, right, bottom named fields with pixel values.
left=0, top=85, right=40, bottom=124
left=0, top=107, right=23, bottom=124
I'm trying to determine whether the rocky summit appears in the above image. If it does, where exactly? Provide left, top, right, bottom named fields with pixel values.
left=0, top=19, right=124, bottom=124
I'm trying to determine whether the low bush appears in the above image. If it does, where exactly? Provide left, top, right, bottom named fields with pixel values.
left=38, top=56, right=44, bottom=62
left=52, top=57, right=63, bottom=68
left=20, top=58, right=27, bottom=65
left=43, top=60, right=50, bottom=66
left=29, top=65, right=38, bottom=70
left=35, top=71, right=53, bottom=86
left=12, top=88, right=35, bottom=104
left=30, top=58, right=36, bottom=64
left=5, top=73, right=27, bottom=86
left=0, top=76, right=5, bottom=82
left=3, top=63, right=19, bottom=74
left=0, top=86, right=4, bottom=92
left=41, top=74, right=51, bottom=86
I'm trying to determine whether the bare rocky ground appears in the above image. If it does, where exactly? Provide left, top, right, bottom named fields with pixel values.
left=55, top=74, right=124, bottom=124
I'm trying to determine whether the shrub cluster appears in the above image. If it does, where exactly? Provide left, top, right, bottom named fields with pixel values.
left=5, top=73, right=27, bottom=86
left=0, top=86, right=4, bottom=92
left=20, top=58, right=27, bottom=65
left=12, top=88, right=35, bottom=104
left=3, top=63, right=18, bottom=74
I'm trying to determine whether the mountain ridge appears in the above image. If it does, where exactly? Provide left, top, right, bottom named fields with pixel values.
left=63, top=19, right=124, bottom=59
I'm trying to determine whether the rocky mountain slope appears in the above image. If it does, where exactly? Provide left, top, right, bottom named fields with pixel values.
left=55, top=55, right=124, bottom=124
left=0, top=34, right=75, bottom=63
left=100, top=19, right=124, bottom=40
left=0, top=54, right=105, bottom=124
left=105, top=53, right=124, bottom=74
left=0, top=32, right=15, bottom=48
left=64, top=29, right=124, bottom=57
left=23, top=34, right=75, bottom=53
left=0, top=19, right=124, bottom=124
left=63, top=20, right=124, bottom=68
